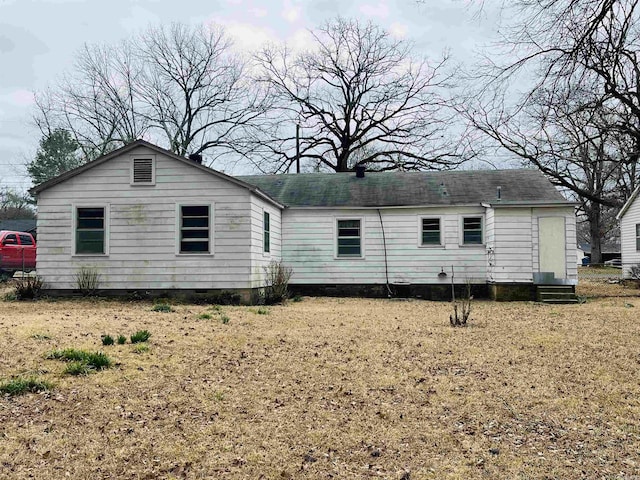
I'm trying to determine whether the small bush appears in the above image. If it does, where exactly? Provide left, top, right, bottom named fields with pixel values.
left=263, top=260, right=293, bottom=305
left=64, top=361, right=91, bottom=376
left=45, top=348, right=112, bottom=371
left=3, top=291, right=17, bottom=301
left=14, top=276, right=43, bottom=300
left=250, top=307, right=269, bottom=315
left=75, top=265, right=101, bottom=296
left=101, top=334, right=115, bottom=346
left=197, top=313, right=212, bottom=320
left=152, top=304, right=173, bottom=313
left=0, top=376, right=53, bottom=396
left=220, top=314, right=230, bottom=325
left=117, top=335, right=127, bottom=345
left=131, top=330, right=151, bottom=343
left=292, top=294, right=303, bottom=302
left=133, top=343, right=149, bottom=354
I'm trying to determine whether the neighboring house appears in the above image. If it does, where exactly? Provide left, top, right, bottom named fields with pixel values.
left=31, top=140, right=578, bottom=301
left=0, top=219, right=37, bottom=237
left=577, top=242, right=621, bottom=264
left=616, top=186, right=640, bottom=278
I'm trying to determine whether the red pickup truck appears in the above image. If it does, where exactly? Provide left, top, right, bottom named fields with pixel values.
left=0, top=230, right=37, bottom=272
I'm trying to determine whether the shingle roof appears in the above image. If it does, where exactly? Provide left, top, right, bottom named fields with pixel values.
left=0, top=219, right=37, bottom=233
left=239, top=169, right=570, bottom=208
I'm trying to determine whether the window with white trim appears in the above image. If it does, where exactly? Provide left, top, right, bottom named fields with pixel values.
left=462, top=217, right=483, bottom=245
left=263, top=211, right=270, bottom=253
left=131, top=157, right=155, bottom=185
left=421, top=217, right=441, bottom=246
left=337, top=219, right=362, bottom=257
left=179, top=205, right=211, bottom=253
left=76, top=207, right=106, bottom=254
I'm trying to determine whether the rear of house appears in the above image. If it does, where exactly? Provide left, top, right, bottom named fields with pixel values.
left=241, top=170, right=577, bottom=300
left=31, top=141, right=283, bottom=301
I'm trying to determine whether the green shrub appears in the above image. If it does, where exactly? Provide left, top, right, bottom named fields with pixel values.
left=3, top=291, right=17, bottom=301
left=0, top=376, right=53, bottom=396
left=101, top=334, right=115, bottom=346
left=45, top=348, right=112, bottom=371
left=75, top=265, right=101, bottom=296
left=117, top=335, right=127, bottom=345
left=132, top=343, right=149, bottom=354
left=292, top=294, right=303, bottom=302
left=64, top=361, right=91, bottom=376
left=14, top=276, right=43, bottom=300
left=220, top=315, right=230, bottom=325
left=86, top=352, right=112, bottom=370
left=131, top=330, right=151, bottom=343
left=152, top=304, right=173, bottom=313
left=197, top=313, right=212, bottom=320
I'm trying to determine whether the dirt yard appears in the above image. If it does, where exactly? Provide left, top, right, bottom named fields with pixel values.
left=1, top=280, right=639, bottom=479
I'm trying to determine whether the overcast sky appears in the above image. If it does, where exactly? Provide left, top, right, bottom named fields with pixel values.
left=0, top=0, right=500, bottom=191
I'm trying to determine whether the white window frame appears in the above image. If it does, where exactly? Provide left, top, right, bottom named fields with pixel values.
left=175, top=202, right=214, bottom=256
left=72, top=203, right=110, bottom=257
left=130, top=154, right=156, bottom=186
left=263, top=209, right=271, bottom=256
left=335, top=217, right=365, bottom=259
left=460, top=215, right=484, bottom=246
left=418, top=215, right=444, bottom=248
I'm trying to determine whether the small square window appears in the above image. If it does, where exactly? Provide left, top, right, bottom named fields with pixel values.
left=421, top=218, right=441, bottom=245
left=463, top=217, right=483, bottom=245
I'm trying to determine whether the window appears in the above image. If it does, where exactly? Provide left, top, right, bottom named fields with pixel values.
left=263, top=211, right=270, bottom=253
left=421, top=218, right=441, bottom=245
left=3, top=233, right=17, bottom=244
left=337, top=219, right=362, bottom=257
left=179, top=205, right=210, bottom=253
left=636, top=224, right=640, bottom=251
left=19, top=234, right=33, bottom=245
left=76, top=207, right=105, bottom=254
left=131, top=157, right=155, bottom=185
left=462, top=217, right=483, bottom=245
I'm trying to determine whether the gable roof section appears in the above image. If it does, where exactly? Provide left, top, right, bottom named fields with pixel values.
left=29, top=140, right=284, bottom=209
left=0, top=219, right=37, bottom=233
left=238, top=169, right=572, bottom=208
left=617, top=185, right=640, bottom=220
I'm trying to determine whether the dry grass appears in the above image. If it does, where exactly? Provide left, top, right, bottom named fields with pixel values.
left=1, top=282, right=640, bottom=479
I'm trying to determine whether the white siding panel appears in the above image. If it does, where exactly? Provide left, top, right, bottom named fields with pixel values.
left=620, top=197, right=640, bottom=278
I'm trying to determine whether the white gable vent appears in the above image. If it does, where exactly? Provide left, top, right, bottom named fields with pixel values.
left=131, top=157, right=155, bottom=185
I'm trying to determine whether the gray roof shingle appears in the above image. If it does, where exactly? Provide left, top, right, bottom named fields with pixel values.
left=238, top=169, right=570, bottom=208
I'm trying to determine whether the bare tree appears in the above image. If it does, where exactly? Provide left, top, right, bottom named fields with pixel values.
left=463, top=0, right=640, bottom=263
left=33, top=23, right=266, bottom=165
left=251, top=18, right=472, bottom=173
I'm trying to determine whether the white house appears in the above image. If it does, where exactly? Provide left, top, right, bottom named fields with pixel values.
left=31, top=140, right=578, bottom=301
left=617, top=185, right=640, bottom=278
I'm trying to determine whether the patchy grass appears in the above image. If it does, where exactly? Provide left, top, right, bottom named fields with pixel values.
left=0, top=281, right=639, bottom=478
left=0, top=376, right=53, bottom=396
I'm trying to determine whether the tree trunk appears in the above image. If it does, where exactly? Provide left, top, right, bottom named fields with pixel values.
left=587, top=204, right=603, bottom=265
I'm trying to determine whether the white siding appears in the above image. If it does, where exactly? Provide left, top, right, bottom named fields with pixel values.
left=491, top=208, right=533, bottom=283
left=249, top=194, right=282, bottom=288
left=36, top=146, right=264, bottom=290
left=620, top=197, right=640, bottom=278
left=281, top=207, right=488, bottom=285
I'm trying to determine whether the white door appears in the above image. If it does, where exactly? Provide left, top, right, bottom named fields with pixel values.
left=538, top=217, right=566, bottom=278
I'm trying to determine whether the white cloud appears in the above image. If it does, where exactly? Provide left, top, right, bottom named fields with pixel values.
left=282, top=0, right=301, bottom=23
left=221, top=21, right=279, bottom=52
left=359, top=1, right=389, bottom=19
left=248, top=7, right=268, bottom=18
left=0, top=89, right=34, bottom=107
left=389, top=22, right=408, bottom=38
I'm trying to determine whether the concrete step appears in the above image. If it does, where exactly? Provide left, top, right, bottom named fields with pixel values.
left=536, top=285, right=578, bottom=304
left=540, top=298, right=580, bottom=304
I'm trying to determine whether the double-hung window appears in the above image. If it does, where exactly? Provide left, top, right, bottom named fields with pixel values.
left=76, top=207, right=106, bottom=254
left=421, top=218, right=441, bottom=246
left=337, top=219, right=362, bottom=257
left=179, top=205, right=211, bottom=254
left=263, top=211, right=270, bottom=253
left=462, top=217, right=483, bottom=245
